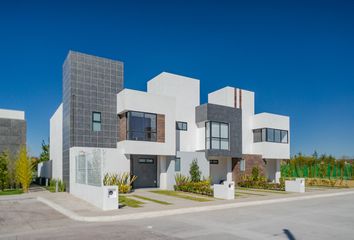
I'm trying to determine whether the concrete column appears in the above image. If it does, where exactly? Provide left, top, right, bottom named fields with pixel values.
left=226, top=158, right=233, bottom=182
left=159, top=156, right=167, bottom=189
left=275, top=159, right=281, bottom=183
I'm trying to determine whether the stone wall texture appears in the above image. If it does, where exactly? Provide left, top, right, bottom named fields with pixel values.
left=0, top=118, right=26, bottom=155
left=232, top=154, right=266, bottom=184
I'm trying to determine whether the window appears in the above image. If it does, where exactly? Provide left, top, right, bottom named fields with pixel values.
left=127, top=111, right=157, bottom=141
left=176, top=121, right=187, bottom=131
left=175, top=158, right=181, bottom=171
left=205, top=121, right=229, bottom=150
left=92, top=112, right=101, bottom=131
left=138, top=158, right=154, bottom=164
left=209, top=160, right=219, bottom=164
left=253, top=129, right=262, bottom=142
left=240, top=159, right=246, bottom=171
left=253, top=128, right=289, bottom=143
left=281, top=130, right=288, bottom=143
left=267, top=128, right=274, bottom=142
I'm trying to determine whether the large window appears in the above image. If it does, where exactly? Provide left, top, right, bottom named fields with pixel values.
left=127, top=111, right=157, bottom=141
left=205, top=121, right=229, bottom=150
left=253, top=128, right=288, bottom=143
left=92, top=112, right=101, bottom=131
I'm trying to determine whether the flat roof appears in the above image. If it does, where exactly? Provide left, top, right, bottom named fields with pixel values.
left=0, top=108, right=25, bottom=120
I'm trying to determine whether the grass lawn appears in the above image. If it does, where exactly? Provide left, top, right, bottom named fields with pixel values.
left=131, top=195, right=172, bottom=205
left=150, top=190, right=212, bottom=202
left=0, top=189, right=23, bottom=196
left=238, top=187, right=288, bottom=194
left=119, top=195, right=144, bottom=208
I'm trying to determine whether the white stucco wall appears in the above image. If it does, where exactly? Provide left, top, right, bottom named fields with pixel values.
left=117, top=88, right=176, bottom=156
left=252, top=113, right=290, bottom=159
left=241, top=90, right=255, bottom=154
left=0, top=108, right=25, bottom=120
left=50, top=104, right=63, bottom=180
left=147, top=72, right=200, bottom=152
left=208, top=86, right=235, bottom=108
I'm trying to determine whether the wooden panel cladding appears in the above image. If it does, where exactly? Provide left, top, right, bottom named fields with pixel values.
left=118, top=113, right=127, bottom=141
left=234, top=88, right=242, bottom=109
left=157, top=114, right=165, bottom=143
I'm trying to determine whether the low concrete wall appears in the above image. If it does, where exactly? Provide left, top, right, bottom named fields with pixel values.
left=70, top=183, right=119, bottom=211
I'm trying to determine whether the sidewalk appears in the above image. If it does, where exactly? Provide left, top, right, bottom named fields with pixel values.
left=16, top=187, right=354, bottom=222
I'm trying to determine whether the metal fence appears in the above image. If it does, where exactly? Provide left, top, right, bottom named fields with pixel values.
left=75, top=149, right=102, bottom=186
left=281, top=162, right=353, bottom=180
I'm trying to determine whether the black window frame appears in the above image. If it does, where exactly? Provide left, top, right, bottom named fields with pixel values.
left=253, top=128, right=289, bottom=144
left=126, top=111, right=157, bottom=142
left=92, top=112, right=102, bottom=132
left=205, top=121, right=230, bottom=150
left=176, top=121, right=188, bottom=131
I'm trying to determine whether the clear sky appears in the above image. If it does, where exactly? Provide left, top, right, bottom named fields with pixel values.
left=0, top=0, right=353, bottom=157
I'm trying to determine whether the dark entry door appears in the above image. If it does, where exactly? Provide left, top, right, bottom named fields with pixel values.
left=131, top=155, right=157, bottom=188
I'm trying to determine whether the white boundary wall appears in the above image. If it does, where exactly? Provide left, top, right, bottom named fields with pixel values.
left=50, top=104, right=63, bottom=180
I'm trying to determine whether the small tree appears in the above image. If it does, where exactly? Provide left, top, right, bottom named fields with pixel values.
left=0, top=151, right=9, bottom=191
left=189, top=159, right=201, bottom=182
left=39, top=140, right=49, bottom=163
left=15, top=146, right=33, bottom=192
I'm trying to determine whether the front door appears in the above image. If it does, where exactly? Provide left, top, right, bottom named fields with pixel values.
left=131, top=155, right=157, bottom=188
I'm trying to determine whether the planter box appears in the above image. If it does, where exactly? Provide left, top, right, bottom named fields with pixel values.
left=214, top=181, right=235, bottom=200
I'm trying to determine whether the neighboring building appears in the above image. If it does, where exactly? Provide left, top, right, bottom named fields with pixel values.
left=0, top=108, right=26, bottom=155
left=50, top=51, right=290, bottom=194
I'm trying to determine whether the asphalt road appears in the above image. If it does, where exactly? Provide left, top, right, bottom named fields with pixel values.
left=1, top=193, right=353, bottom=240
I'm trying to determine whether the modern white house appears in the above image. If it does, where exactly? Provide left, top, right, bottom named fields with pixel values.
left=50, top=51, right=290, bottom=202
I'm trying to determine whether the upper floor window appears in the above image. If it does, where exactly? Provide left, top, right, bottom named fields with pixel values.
left=206, top=121, right=229, bottom=150
left=92, top=112, right=101, bottom=131
left=253, top=128, right=288, bottom=143
left=127, top=111, right=157, bottom=141
left=176, top=121, right=187, bottom=131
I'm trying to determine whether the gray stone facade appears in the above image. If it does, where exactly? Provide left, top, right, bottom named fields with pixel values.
left=0, top=118, right=26, bottom=155
left=62, top=51, right=124, bottom=190
left=196, top=103, right=242, bottom=158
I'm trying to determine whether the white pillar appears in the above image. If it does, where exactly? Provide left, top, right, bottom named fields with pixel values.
left=275, top=159, right=281, bottom=183
left=159, top=156, right=167, bottom=189
left=226, top=158, right=233, bottom=182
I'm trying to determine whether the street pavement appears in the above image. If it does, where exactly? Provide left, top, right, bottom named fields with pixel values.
left=1, top=192, right=353, bottom=239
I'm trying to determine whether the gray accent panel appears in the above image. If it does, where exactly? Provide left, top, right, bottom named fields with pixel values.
left=62, top=51, right=124, bottom=191
left=131, top=155, right=157, bottom=188
left=195, top=103, right=242, bottom=158
left=0, top=118, right=26, bottom=155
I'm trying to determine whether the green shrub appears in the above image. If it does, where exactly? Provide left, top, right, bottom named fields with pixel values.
left=238, top=172, right=284, bottom=191
left=189, top=159, right=201, bottom=182
left=48, top=178, right=66, bottom=192
left=175, top=180, right=213, bottom=196
left=174, top=173, right=213, bottom=196
left=0, top=151, right=9, bottom=191
left=103, top=172, right=137, bottom=193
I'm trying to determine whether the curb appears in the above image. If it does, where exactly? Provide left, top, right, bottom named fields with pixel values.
left=37, top=190, right=354, bottom=222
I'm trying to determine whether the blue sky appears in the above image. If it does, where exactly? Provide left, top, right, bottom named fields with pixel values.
left=0, top=0, right=353, bottom=157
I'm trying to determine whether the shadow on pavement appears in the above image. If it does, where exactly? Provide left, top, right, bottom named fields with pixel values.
left=283, top=229, right=296, bottom=240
